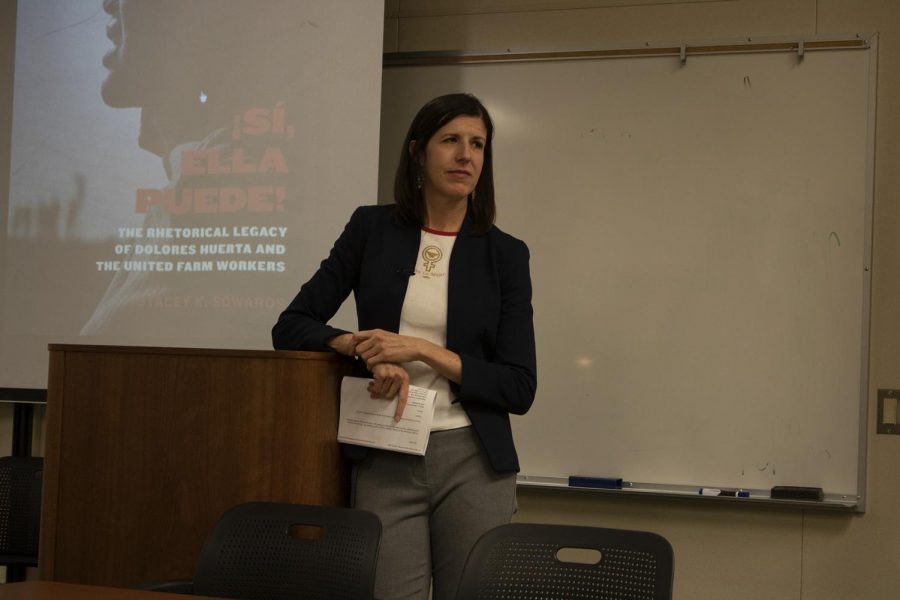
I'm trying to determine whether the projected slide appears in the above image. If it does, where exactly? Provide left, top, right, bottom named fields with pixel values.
left=1, top=0, right=384, bottom=386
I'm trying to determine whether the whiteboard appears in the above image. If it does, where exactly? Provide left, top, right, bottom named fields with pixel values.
left=378, top=39, right=874, bottom=505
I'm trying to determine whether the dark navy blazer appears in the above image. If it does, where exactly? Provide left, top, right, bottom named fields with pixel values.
left=272, top=204, right=537, bottom=472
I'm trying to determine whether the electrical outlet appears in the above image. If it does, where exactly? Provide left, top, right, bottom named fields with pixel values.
left=877, top=389, right=899, bottom=435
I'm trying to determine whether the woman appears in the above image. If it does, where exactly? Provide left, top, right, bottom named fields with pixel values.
left=272, top=93, right=536, bottom=600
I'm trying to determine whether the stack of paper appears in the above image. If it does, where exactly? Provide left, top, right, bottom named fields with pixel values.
left=337, top=376, right=437, bottom=455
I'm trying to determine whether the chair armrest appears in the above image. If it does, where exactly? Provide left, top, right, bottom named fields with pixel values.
left=131, top=580, right=195, bottom=594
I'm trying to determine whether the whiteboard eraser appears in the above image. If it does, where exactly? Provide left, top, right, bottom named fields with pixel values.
left=770, top=486, right=823, bottom=501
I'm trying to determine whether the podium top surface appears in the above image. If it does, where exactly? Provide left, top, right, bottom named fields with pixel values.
left=47, top=344, right=345, bottom=362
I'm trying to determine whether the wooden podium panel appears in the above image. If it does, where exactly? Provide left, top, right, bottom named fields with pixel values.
left=41, top=345, right=353, bottom=587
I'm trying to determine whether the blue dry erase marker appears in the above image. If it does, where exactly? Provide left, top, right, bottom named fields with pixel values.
left=568, top=476, right=623, bottom=489
left=720, top=489, right=751, bottom=498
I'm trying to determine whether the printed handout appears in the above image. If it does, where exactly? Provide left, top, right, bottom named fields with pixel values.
left=338, top=376, right=437, bottom=455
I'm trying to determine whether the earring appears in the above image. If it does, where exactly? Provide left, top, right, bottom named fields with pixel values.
left=416, top=169, right=424, bottom=190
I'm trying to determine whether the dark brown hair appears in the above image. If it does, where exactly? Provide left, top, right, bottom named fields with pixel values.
left=393, top=93, right=495, bottom=235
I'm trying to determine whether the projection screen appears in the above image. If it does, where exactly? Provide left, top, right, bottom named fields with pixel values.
left=1, top=0, right=385, bottom=387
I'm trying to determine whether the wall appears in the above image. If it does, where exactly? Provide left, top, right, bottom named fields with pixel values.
left=0, top=4, right=17, bottom=581
left=383, top=1, right=900, bottom=599
left=1, top=0, right=17, bottom=460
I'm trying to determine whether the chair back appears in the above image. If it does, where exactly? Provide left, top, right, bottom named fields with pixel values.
left=0, top=456, right=43, bottom=566
left=456, top=522, right=673, bottom=600
left=193, top=502, right=381, bottom=600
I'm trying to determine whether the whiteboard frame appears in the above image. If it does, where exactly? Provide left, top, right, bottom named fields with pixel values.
left=383, top=35, right=871, bottom=66
left=383, top=34, right=877, bottom=512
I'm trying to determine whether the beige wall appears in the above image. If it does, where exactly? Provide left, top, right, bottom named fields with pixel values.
left=384, top=1, right=900, bottom=599
left=0, top=0, right=12, bottom=243
left=1, top=9, right=17, bottom=588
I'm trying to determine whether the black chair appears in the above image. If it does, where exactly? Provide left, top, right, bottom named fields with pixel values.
left=140, top=501, right=381, bottom=600
left=0, top=456, right=43, bottom=583
left=455, top=522, right=674, bottom=600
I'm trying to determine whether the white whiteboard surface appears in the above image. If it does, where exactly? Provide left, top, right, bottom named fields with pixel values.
left=379, top=40, right=873, bottom=502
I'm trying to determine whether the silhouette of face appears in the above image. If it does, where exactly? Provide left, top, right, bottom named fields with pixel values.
left=101, top=0, right=304, bottom=111
left=100, top=0, right=198, bottom=108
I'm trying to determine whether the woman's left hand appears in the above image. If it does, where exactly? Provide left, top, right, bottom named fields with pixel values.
left=352, top=329, right=423, bottom=366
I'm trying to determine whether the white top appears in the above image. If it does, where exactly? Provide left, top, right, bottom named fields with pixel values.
left=399, top=228, right=471, bottom=431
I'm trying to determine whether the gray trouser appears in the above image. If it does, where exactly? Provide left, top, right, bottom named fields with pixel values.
left=351, top=426, right=517, bottom=600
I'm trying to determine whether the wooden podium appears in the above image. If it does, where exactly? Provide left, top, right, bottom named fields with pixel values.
left=40, top=344, right=353, bottom=587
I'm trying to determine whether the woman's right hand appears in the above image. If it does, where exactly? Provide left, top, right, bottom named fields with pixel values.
left=368, top=362, right=410, bottom=422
